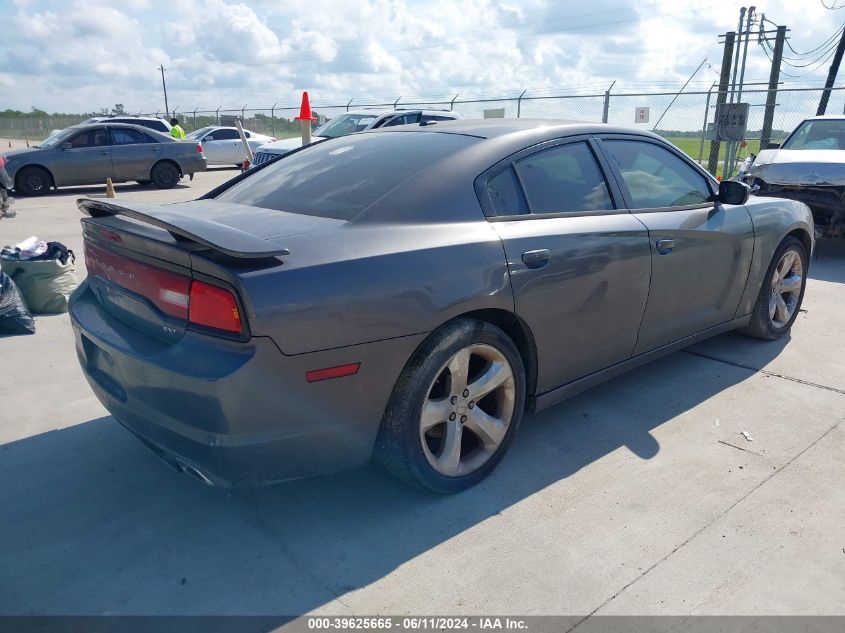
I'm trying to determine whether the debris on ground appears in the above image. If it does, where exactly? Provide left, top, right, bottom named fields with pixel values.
left=741, top=431, right=754, bottom=442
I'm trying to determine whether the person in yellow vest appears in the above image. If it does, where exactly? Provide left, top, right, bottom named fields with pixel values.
left=170, top=118, right=185, bottom=139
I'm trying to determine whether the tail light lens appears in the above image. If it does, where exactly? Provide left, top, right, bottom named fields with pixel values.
left=196, top=143, right=203, bottom=153
left=270, top=137, right=277, bottom=142
left=189, top=280, right=242, bottom=333
left=0, top=156, right=5, bottom=169
left=85, top=241, right=243, bottom=335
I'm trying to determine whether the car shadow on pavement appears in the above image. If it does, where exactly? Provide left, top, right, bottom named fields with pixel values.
left=0, top=345, right=788, bottom=617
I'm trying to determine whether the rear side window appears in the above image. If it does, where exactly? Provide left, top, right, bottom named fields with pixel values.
left=602, top=140, right=710, bottom=208
left=216, top=132, right=478, bottom=220
left=514, top=142, right=613, bottom=213
left=111, top=128, right=153, bottom=145
left=207, top=129, right=239, bottom=141
left=485, top=167, right=528, bottom=215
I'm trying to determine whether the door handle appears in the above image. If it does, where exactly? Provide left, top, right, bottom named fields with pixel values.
left=522, top=249, right=551, bottom=269
left=656, top=238, right=675, bottom=255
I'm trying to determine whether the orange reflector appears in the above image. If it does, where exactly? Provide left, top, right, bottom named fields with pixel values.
left=306, top=363, right=361, bottom=383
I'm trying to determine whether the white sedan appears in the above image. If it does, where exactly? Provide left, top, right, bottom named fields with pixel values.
left=186, top=126, right=275, bottom=166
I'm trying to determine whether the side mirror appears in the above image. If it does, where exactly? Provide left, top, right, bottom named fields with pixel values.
left=60, top=143, right=72, bottom=151
left=766, top=142, right=780, bottom=150
left=717, top=180, right=750, bottom=205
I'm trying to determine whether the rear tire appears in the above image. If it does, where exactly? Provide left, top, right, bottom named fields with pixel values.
left=374, top=318, right=526, bottom=494
left=740, top=236, right=808, bottom=340
left=15, top=166, right=51, bottom=196
left=150, top=161, right=180, bottom=189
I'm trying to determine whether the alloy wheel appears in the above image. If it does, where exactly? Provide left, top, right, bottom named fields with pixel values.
left=419, top=344, right=516, bottom=477
left=769, top=248, right=803, bottom=328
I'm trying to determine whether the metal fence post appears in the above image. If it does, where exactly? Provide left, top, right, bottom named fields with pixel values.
left=698, top=82, right=717, bottom=164
left=516, top=89, right=527, bottom=118
left=192, top=108, right=198, bottom=133
left=241, top=104, right=247, bottom=122
left=451, top=94, right=459, bottom=111
left=271, top=103, right=277, bottom=137
left=394, top=96, right=402, bottom=108
left=346, top=99, right=353, bottom=112
left=602, top=81, right=615, bottom=123
left=216, top=107, right=220, bottom=126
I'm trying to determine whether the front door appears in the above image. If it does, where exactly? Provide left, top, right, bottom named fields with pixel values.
left=481, top=138, right=652, bottom=393
left=597, top=137, right=755, bottom=354
left=54, top=127, right=112, bottom=186
left=201, top=128, right=240, bottom=164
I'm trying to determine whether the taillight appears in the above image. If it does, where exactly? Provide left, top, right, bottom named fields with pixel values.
left=270, top=137, right=277, bottom=142
left=85, top=242, right=190, bottom=319
left=0, top=156, right=6, bottom=169
left=196, top=143, right=203, bottom=153
left=189, top=280, right=242, bottom=333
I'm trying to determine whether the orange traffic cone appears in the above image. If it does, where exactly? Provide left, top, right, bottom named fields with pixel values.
left=295, top=91, right=317, bottom=146
left=106, top=178, right=116, bottom=198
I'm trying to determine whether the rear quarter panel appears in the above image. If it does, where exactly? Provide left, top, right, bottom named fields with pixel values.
left=162, top=142, right=206, bottom=175
left=734, top=196, right=814, bottom=317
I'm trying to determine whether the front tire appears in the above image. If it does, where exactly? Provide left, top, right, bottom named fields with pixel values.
left=150, top=161, right=180, bottom=189
left=374, top=318, right=526, bottom=494
left=15, top=166, right=51, bottom=196
left=741, top=236, right=808, bottom=340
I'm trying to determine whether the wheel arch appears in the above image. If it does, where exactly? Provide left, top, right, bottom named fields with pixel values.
left=151, top=158, right=183, bottom=177
left=785, top=227, right=812, bottom=259
left=446, top=308, right=539, bottom=410
left=14, top=164, right=56, bottom=191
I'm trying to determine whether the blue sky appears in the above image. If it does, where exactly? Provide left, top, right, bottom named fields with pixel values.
left=0, top=0, right=842, bottom=113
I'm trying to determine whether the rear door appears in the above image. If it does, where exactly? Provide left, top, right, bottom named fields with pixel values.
left=597, top=136, right=754, bottom=353
left=110, top=127, right=161, bottom=181
left=481, top=137, right=652, bottom=392
left=201, top=128, right=240, bottom=164
left=55, top=127, right=113, bottom=185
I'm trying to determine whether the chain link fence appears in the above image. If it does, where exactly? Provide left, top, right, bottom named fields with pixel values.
left=3, top=84, right=842, bottom=176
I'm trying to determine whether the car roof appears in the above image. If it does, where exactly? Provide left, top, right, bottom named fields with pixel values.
left=364, top=118, right=666, bottom=141
left=345, top=108, right=457, bottom=117
left=803, top=115, right=845, bottom=121
left=66, top=122, right=175, bottom=138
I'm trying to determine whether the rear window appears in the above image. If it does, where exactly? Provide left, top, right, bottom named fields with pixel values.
left=216, top=132, right=478, bottom=220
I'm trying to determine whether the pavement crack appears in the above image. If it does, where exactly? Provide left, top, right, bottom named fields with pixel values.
left=717, top=439, right=766, bottom=456
left=683, top=350, right=845, bottom=396
left=566, top=419, right=842, bottom=633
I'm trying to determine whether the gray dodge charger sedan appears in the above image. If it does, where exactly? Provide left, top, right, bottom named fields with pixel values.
left=69, top=120, right=814, bottom=493
left=5, top=123, right=207, bottom=195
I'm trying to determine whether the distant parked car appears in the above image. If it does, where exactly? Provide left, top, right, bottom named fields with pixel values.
left=741, top=115, right=845, bottom=238
left=4, top=123, right=207, bottom=195
left=185, top=126, right=275, bottom=166
left=82, top=116, right=173, bottom=135
left=251, top=109, right=462, bottom=166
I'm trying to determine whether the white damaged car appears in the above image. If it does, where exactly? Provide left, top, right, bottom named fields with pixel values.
left=742, top=116, right=845, bottom=238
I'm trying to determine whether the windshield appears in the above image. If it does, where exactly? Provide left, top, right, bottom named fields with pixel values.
left=39, top=127, right=79, bottom=148
left=781, top=120, right=845, bottom=150
left=186, top=126, right=215, bottom=140
left=313, top=113, right=378, bottom=139
left=215, top=131, right=478, bottom=220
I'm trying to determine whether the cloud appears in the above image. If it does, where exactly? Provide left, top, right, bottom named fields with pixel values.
left=0, top=0, right=841, bottom=116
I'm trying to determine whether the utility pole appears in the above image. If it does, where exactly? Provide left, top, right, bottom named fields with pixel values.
left=817, top=26, right=845, bottom=115
left=726, top=6, right=756, bottom=179
left=159, top=64, right=170, bottom=118
left=760, top=24, right=786, bottom=149
left=708, top=31, right=735, bottom=175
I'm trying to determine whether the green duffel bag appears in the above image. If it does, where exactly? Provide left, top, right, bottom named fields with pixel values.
left=3, top=258, right=78, bottom=314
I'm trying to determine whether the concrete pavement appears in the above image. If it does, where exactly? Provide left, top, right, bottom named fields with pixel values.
left=0, top=175, right=842, bottom=617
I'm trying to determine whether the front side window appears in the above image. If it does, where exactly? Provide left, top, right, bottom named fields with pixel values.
left=513, top=142, right=613, bottom=213
left=68, top=128, right=109, bottom=148
left=602, top=140, right=710, bottom=208
left=382, top=113, right=421, bottom=127
left=206, top=128, right=238, bottom=141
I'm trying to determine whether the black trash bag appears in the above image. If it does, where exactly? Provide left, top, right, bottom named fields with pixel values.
left=0, top=270, right=36, bottom=335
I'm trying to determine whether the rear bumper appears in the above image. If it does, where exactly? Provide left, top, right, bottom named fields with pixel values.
left=69, top=282, right=423, bottom=486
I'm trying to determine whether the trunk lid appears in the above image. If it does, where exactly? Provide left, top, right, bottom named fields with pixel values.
left=78, top=198, right=342, bottom=343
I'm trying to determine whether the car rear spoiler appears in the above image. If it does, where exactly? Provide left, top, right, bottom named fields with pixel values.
left=77, top=198, right=289, bottom=259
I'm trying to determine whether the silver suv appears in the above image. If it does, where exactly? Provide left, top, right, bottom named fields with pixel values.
left=252, top=109, right=462, bottom=166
